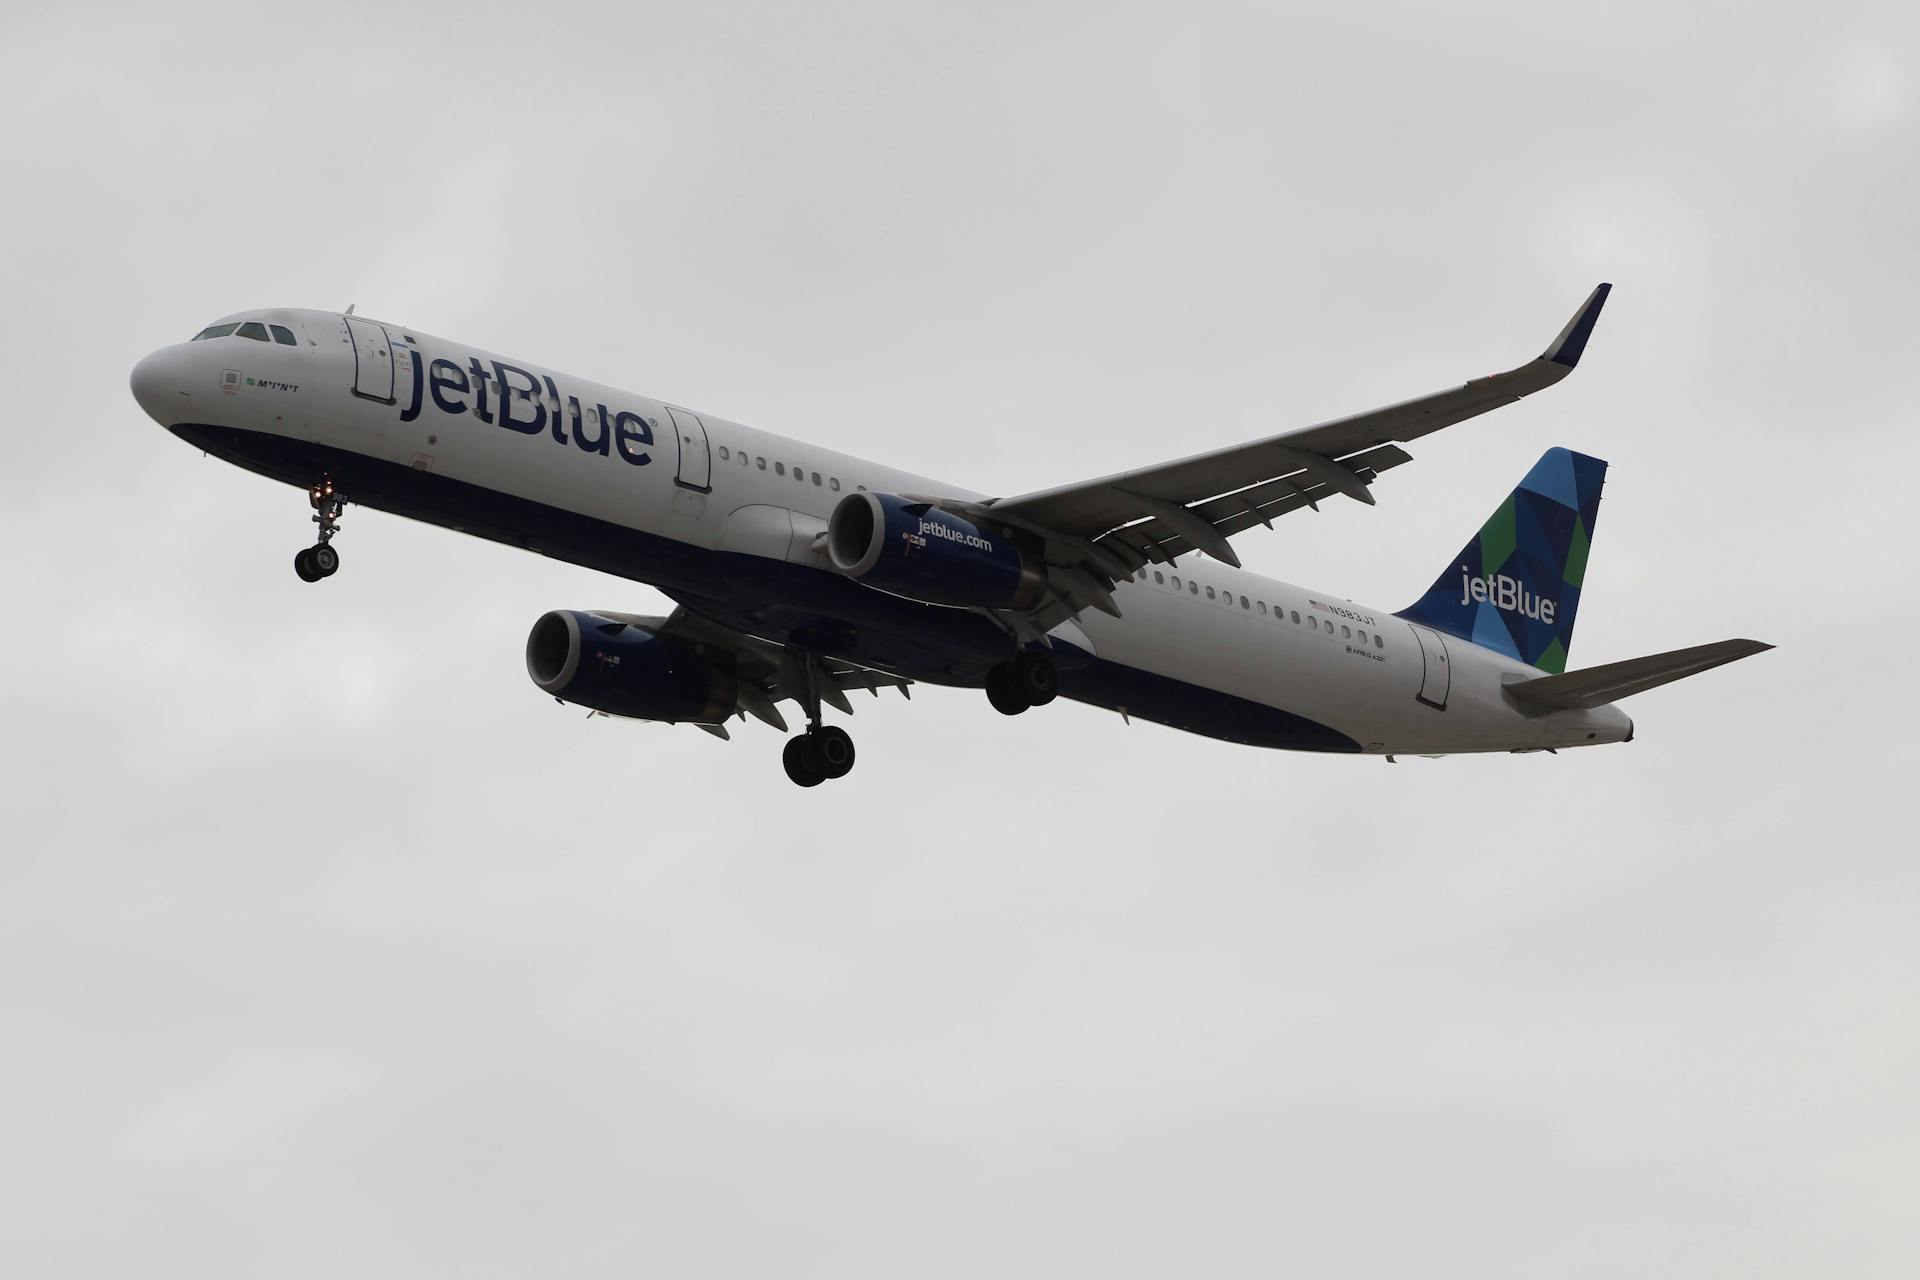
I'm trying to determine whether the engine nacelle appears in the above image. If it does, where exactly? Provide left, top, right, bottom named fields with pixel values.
left=825, top=491, right=1045, bottom=610
left=525, top=611, right=737, bottom=723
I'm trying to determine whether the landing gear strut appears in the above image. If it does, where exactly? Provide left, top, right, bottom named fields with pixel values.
left=294, top=477, right=344, bottom=583
left=781, top=650, right=857, bottom=787
left=985, top=651, right=1058, bottom=716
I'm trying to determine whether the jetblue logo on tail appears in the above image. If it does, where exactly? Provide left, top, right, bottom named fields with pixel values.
left=1398, top=447, right=1607, bottom=674
left=1459, top=568, right=1557, bottom=623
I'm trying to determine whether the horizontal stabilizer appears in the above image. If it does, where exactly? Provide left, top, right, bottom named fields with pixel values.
left=1505, top=638, right=1774, bottom=710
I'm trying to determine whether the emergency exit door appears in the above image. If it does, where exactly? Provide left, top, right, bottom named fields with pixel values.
left=666, top=406, right=712, bottom=492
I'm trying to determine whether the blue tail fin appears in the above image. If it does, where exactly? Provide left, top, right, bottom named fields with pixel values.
left=1397, top=447, right=1606, bottom=674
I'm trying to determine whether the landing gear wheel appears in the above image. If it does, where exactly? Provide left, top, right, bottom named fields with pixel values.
left=1011, top=652, right=1058, bottom=706
left=814, top=725, right=856, bottom=779
left=311, top=543, right=340, bottom=577
left=985, top=666, right=1029, bottom=716
left=783, top=735, right=825, bottom=787
left=294, top=547, right=321, bottom=582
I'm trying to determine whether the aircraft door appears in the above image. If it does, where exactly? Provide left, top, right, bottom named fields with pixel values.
left=1408, top=622, right=1451, bottom=710
left=344, top=316, right=395, bottom=404
left=666, top=406, right=712, bottom=492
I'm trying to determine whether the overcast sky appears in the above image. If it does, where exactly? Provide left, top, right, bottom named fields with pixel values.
left=2, top=3, right=1916, bottom=1276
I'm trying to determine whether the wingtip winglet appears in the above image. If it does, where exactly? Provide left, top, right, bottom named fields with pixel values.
left=1544, top=282, right=1612, bottom=369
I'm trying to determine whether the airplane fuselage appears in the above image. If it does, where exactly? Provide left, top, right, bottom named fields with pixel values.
left=131, top=307, right=1633, bottom=758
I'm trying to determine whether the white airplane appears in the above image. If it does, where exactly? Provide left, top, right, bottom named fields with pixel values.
left=131, top=286, right=1768, bottom=785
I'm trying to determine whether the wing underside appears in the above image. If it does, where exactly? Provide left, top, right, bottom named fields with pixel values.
left=585, top=607, right=911, bottom=738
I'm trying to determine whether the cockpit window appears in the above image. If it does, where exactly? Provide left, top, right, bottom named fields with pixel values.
left=192, top=323, right=240, bottom=341
left=236, top=321, right=270, bottom=342
left=270, top=324, right=297, bottom=345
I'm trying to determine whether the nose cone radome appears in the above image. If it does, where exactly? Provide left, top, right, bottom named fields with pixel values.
left=130, top=346, right=190, bottom=426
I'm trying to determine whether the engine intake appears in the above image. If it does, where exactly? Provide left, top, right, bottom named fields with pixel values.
left=526, top=610, right=736, bottom=723
left=825, top=491, right=1044, bottom=610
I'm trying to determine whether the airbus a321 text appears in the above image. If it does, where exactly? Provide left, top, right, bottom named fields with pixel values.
left=131, top=285, right=1769, bottom=786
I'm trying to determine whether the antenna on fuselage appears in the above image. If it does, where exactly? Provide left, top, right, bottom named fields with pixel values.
left=344, top=304, right=356, bottom=316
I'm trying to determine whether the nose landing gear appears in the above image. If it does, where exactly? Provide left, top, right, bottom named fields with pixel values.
left=295, top=477, right=345, bottom=582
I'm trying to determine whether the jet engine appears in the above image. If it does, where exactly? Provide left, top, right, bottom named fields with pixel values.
left=825, top=491, right=1045, bottom=610
left=526, top=611, right=737, bottom=723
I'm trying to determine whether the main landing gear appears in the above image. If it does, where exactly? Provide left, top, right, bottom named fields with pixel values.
left=781, top=649, right=857, bottom=788
left=985, top=651, right=1058, bottom=716
left=294, top=477, right=344, bottom=583
left=783, top=725, right=855, bottom=788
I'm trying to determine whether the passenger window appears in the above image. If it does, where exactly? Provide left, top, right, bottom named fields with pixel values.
left=1205, top=586, right=1216, bottom=600
left=1240, top=595, right=1249, bottom=609
left=1374, top=634, right=1384, bottom=649
left=775, top=462, right=785, bottom=476
left=757, top=456, right=766, bottom=470
left=829, top=477, right=840, bottom=491
left=810, top=471, right=820, bottom=485
left=1257, top=601, right=1266, bottom=615
left=1309, top=617, right=1319, bottom=631
left=1153, top=571, right=1165, bottom=585
left=236, top=321, right=270, bottom=342
left=1189, top=581, right=1198, bottom=594
left=1357, top=630, right=1366, bottom=644
left=192, top=323, right=239, bottom=341
left=269, top=324, right=296, bottom=345
left=1171, top=576, right=1182, bottom=590
left=739, top=452, right=748, bottom=466
left=1341, top=625, right=1352, bottom=639
left=719, top=446, right=731, bottom=461
left=1291, top=611, right=1301, bottom=624
left=794, top=466, right=804, bottom=481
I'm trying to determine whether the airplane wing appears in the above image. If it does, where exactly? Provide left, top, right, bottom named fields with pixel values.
left=584, top=607, right=911, bottom=735
left=982, top=284, right=1611, bottom=575
left=1504, top=638, right=1773, bottom=711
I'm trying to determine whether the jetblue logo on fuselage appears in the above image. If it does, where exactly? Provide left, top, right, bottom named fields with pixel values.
left=397, top=350, right=651, bottom=466
left=1459, top=567, right=1557, bottom=623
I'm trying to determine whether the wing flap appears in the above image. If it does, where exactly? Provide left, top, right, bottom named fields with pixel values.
left=1098, top=443, right=1417, bottom=563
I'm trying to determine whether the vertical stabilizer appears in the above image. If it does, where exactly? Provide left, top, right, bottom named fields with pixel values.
left=1397, top=448, right=1606, bottom=673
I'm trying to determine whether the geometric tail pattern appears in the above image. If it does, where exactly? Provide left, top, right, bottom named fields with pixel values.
left=1395, top=447, right=1607, bottom=673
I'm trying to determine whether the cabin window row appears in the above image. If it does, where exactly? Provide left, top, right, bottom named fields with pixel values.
left=1137, top=568, right=1385, bottom=649
left=714, top=444, right=847, bottom=492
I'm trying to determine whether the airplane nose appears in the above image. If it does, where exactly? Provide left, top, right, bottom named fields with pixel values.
left=130, top=347, right=190, bottom=425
